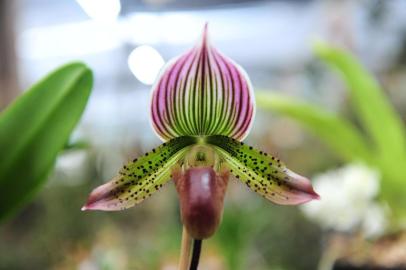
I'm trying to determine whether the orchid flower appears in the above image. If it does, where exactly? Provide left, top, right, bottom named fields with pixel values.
left=82, top=25, right=319, bottom=241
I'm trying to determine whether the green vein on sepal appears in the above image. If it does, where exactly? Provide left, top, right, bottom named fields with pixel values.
left=83, top=136, right=197, bottom=211
left=205, top=135, right=319, bottom=205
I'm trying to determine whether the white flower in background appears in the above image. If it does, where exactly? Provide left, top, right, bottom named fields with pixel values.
left=301, top=164, right=387, bottom=238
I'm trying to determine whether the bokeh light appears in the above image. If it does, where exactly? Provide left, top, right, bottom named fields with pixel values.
left=128, top=45, right=165, bottom=85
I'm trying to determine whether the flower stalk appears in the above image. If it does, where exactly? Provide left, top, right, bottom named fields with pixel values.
left=179, top=226, right=192, bottom=270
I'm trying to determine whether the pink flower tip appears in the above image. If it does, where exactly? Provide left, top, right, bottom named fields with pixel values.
left=311, top=189, right=321, bottom=200
left=283, top=169, right=321, bottom=205
left=302, top=186, right=321, bottom=203
left=80, top=181, right=119, bottom=211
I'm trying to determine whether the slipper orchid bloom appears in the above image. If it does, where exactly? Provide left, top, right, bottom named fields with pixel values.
left=82, top=24, right=319, bottom=240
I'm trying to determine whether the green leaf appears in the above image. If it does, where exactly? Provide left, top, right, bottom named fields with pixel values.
left=82, top=136, right=197, bottom=211
left=314, top=42, right=406, bottom=166
left=63, top=140, right=90, bottom=151
left=0, top=62, right=93, bottom=221
left=256, top=92, right=372, bottom=163
left=315, top=43, right=406, bottom=219
left=206, top=135, right=319, bottom=205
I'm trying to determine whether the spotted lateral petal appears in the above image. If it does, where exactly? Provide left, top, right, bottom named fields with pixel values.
left=82, top=136, right=197, bottom=211
left=151, top=24, right=255, bottom=141
left=206, top=135, right=320, bottom=205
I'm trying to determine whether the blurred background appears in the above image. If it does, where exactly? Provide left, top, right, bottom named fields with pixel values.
left=1, top=0, right=406, bottom=269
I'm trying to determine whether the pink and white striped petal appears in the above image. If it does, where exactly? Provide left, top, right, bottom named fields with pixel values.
left=150, top=24, right=255, bottom=141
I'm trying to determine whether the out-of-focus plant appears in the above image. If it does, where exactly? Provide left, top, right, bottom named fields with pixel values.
left=82, top=24, right=319, bottom=270
left=257, top=42, right=406, bottom=226
left=0, top=62, right=93, bottom=222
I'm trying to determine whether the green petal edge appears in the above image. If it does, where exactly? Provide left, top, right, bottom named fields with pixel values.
left=206, top=135, right=319, bottom=205
left=82, top=136, right=197, bottom=211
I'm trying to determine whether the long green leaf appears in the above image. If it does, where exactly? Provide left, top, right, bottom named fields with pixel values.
left=314, top=42, right=406, bottom=166
left=0, top=62, right=93, bottom=221
left=256, top=92, right=372, bottom=163
left=315, top=43, right=406, bottom=219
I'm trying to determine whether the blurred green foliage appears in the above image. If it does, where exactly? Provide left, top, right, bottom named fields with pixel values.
left=257, top=42, right=406, bottom=224
left=0, top=62, right=93, bottom=222
left=214, top=198, right=321, bottom=270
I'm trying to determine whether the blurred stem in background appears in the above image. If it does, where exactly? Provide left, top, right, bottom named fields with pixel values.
left=0, top=0, right=18, bottom=109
